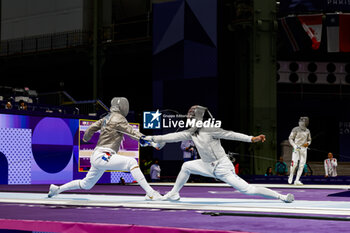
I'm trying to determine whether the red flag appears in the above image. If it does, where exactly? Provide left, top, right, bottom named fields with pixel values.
left=297, top=14, right=323, bottom=50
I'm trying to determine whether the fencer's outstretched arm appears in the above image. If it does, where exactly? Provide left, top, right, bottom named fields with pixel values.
left=83, top=118, right=104, bottom=142
left=210, top=128, right=255, bottom=143
left=114, top=118, right=144, bottom=140
left=145, top=130, right=192, bottom=143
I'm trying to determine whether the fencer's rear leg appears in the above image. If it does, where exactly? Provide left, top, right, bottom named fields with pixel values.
left=220, top=173, right=294, bottom=203
left=48, top=166, right=104, bottom=198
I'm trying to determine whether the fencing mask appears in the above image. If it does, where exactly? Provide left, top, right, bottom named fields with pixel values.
left=187, top=105, right=207, bottom=121
left=110, top=97, right=129, bottom=117
left=186, top=105, right=214, bottom=135
left=298, top=116, right=309, bottom=130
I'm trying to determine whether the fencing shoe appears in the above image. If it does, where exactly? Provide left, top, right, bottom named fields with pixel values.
left=162, top=192, right=181, bottom=201
left=280, top=193, right=295, bottom=203
left=145, top=190, right=163, bottom=201
left=288, top=176, right=293, bottom=185
left=294, top=180, right=303, bottom=186
left=48, top=184, right=60, bottom=198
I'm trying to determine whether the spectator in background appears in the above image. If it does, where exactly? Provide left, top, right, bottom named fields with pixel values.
left=18, top=100, right=27, bottom=110
left=233, top=158, right=240, bottom=175
left=324, top=152, right=337, bottom=177
left=181, top=140, right=198, bottom=162
left=140, top=158, right=153, bottom=181
left=265, top=167, right=273, bottom=176
left=275, top=156, right=288, bottom=176
left=5, top=101, right=12, bottom=110
left=150, top=159, right=161, bottom=182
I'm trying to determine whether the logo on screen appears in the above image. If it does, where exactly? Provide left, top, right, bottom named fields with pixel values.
left=143, top=110, right=161, bottom=129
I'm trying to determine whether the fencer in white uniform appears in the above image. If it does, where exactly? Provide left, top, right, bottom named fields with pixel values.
left=288, top=117, right=311, bottom=185
left=324, top=152, right=337, bottom=177
left=145, top=105, right=294, bottom=203
left=48, top=97, right=162, bottom=200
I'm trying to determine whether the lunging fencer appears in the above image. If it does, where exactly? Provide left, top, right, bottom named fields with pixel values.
left=145, top=105, right=294, bottom=203
left=288, top=117, right=311, bottom=185
left=48, top=97, right=162, bottom=200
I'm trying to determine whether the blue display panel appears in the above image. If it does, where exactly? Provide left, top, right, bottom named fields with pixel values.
left=0, top=113, right=135, bottom=184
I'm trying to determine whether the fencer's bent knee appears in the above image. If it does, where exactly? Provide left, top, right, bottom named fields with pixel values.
left=79, top=179, right=94, bottom=190
left=180, top=162, right=192, bottom=174
left=128, top=158, right=138, bottom=171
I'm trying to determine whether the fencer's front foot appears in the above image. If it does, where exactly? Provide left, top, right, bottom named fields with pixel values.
left=294, top=180, right=303, bottom=186
left=48, top=184, right=60, bottom=198
left=288, top=176, right=293, bottom=185
left=280, top=193, right=294, bottom=203
left=162, top=192, right=181, bottom=201
left=145, top=190, right=163, bottom=201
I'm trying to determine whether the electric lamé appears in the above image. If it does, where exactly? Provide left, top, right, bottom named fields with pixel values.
left=163, top=118, right=222, bottom=128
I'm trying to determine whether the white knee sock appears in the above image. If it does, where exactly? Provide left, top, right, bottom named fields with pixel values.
left=253, top=186, right=281, bottom=199
left=58, top=180, right=81, bottom=193
left=222, top=174, right=281, bottom=200
left=130, top=166, right=154, bottom=194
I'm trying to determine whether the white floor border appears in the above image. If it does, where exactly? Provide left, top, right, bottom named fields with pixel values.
left=147, top=183, right=350, bottom=190
left=0, top=192, right=349, bottom=217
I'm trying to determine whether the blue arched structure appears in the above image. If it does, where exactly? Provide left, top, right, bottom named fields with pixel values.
left=0, top=152, right=8, bottom=184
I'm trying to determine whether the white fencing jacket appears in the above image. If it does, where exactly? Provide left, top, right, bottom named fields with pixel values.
left=288, top=126, right=311, bottom=148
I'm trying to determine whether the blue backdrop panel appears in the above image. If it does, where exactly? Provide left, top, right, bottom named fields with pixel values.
left=0, top=128, right=32, bottom=184
left=339, top=121, right=350, bottom=162
left=153, top=0, right=184, bottom=55
left=32, top=117, right=73, bottom=174
left=152, top=0, right=218, bottom=161
left=0, top=152, right=8, bottom=184
left=152, top=41, right=184, bottom=81
left=0, top=113, right=129, bottom=185
left=185, top=0, right=217, bottom=47
left=152, top=0, right=217, bottom=80
left=184, top=40, right=217, bottom=79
